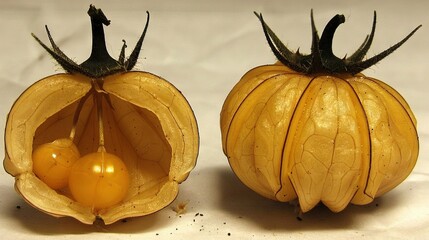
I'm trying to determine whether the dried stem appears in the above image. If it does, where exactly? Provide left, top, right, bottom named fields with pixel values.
left=69, top=90, right=92, bottom=141
left=255, top=10, right=421, bottom=74
left=96, top=94, right=105, bottom=151
left=92, top=81, right=106, bottom=152
left=32, top=5, right=151, bottom=78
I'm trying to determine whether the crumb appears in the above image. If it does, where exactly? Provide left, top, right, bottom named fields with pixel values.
left=296, top=216, right=303, bottom=221
left=16, top=205, right=21, bottom=209
left=173, top=200, right=189, bottom=216
left=195, top=212, right=199, bottom=217
left=228, top=233, right=231, bottom=236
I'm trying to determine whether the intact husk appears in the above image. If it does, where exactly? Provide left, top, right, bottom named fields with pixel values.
left=220, top=64, right=418, bottom=212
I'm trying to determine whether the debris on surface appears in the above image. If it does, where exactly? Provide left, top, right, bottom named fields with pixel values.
left=172, top=200, right=190, bottom=216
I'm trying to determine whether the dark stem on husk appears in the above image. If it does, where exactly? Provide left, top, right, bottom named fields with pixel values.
left=31, top=4, right=150, bottom=79
left=255, top=10, right=421, bottom=75
left=79, top=6, right=119, bottom=77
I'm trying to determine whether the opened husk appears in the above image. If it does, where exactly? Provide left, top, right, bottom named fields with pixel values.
left=5, top=72, right=198, bottom=224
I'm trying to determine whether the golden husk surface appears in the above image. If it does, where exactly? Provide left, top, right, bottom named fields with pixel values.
left=220, top=64, right=418, bottom=212
left=4, top=72, right=199, bottom=224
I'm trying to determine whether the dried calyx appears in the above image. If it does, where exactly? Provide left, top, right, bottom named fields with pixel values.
left=32, top=4, right=149, bottom=78
left=255, top=11, right=421, bottom=75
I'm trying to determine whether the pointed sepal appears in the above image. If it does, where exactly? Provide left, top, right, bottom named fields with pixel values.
left=255, top=10, right=421, bottom=75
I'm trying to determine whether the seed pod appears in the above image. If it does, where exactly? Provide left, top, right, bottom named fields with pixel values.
left=220, top=11, right=420, bottom=212
left=4, top=5, right=198, bottom=224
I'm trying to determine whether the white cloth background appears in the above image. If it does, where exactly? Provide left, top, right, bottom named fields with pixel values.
left=0, top=0, right=428, bottom=239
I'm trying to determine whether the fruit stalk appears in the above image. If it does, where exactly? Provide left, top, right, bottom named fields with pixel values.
left=94, top=88, right=106, bottom=152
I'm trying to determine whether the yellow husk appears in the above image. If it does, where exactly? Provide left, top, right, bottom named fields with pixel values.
left=4, top=72, right=198, bottom=224
left=220, top=64, right=418, bottom=212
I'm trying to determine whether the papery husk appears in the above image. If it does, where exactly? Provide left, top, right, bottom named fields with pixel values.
left=220, top=64, right=418, bottom=212
left=4, top=72, right=198, bottom=224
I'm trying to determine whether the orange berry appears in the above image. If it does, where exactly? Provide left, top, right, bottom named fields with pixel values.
left=69, top=151, right=130, bottom=210
left=32, top=138, right=80, bottom=190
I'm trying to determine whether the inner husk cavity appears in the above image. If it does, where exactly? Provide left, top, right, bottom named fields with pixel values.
left=32, top=91, right=173, bottom=219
